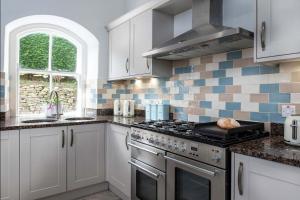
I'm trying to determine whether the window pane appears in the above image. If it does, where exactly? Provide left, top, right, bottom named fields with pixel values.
left=52, top=37, right=77, bottom=72
left=19, top=73, right=49, bottom=114
left=19, top=33, right=49, bottom=70
left=52, top=75, right=78, bottom=112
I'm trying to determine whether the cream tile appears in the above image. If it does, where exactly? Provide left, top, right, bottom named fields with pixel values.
left=241, top=102, right=259, bottom=112
left=241, top=84, right=260, bottom=94
left=242, top=48, right=254, bottom=58
left=291, top=93, right=300, bottom=103
left=189, top=57, right=201, bottom=66
left=205, top=63, right=219, bottom=71
left=213, top=52, right=227, bottom=63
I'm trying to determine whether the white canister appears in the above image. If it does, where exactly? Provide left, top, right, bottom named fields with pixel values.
left=123, top=100, right=131, bottom=117
left=284, top=115, right=300, bottom=146
left=114, top=100, right=122, bottom=116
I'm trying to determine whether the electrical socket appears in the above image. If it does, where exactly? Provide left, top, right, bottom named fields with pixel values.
left=281, top=105, right=296, bottom=117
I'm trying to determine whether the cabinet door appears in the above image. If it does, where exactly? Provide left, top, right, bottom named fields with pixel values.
left=109, top=21, right=130, bottom=79
left=106, top=124, right=131, bottom=198
left=233, top=153, right=300, bottom=200
left=130, top=10, right=152, bottom=76
left=1, top=130, right=19, bottom=200
left=20, top=127, right=67, bottom=200
left=67, top=124, right=105, bottom=190
left=256, top=0, right=300, bottom=61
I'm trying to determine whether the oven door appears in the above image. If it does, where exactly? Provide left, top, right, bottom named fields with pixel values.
left=165, top=153, right=227, bottom=200
left=129, top=158, right=166, bottom=200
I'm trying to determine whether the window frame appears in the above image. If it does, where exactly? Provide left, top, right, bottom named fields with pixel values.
left=15, top=28, right=85, bottom=117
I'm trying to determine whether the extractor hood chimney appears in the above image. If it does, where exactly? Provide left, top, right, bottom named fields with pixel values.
left=143, top=0, right=254, bottom=60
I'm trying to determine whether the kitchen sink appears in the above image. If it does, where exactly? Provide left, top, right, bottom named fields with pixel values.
left=21, top=119, right=58, bottom=123
left=64, top=117, right=95, bottom=121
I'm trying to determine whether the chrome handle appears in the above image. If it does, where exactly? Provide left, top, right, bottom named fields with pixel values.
left=125, top=132, right=129, bottom=150
left=291, top=120, right=298, bottom=140
left=125, top=58, right=129, bottom=73
left=62, top=130, right=65, bottom=148
left=238, top=162, right=244, bottom=196
left=70, top=129, right=74, bottom=147
left=128, top=143, right=159, bottom=156
left=146, top=58, right=150, bottom=70
left=128, top=161, right=159, bottom=178
left=260, top=21, right=266, bottom=51
left=164, top=156, right=216, bottom=177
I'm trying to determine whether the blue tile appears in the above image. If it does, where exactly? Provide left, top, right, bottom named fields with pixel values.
left=250, top=112, right=269, bottom=122
left=226, top=102, right=241, bottom=110
left=270, top=113, right=285, bottom=123
left=175, top=66, right=192, bottom=74
left=103, top=82, right=112, bottom=89
left=200, top=101, right=212, bottom=108
left=98, top=99, right=107, bottom=104
left=147, top=88, right=156, bottom=93
left=212, top=86, right=225, bottom=93
left=116, top=89, right=129, bottom=94
left=219, top=110, right=233, bottom=118
left=145, top=94, right=159, bottom=99
left=242, top=66, right=260, bottom=76
left=174, top=107, right=184, bottom=112
left=133, top=94, right=139, bottom=100
left=158, top=78, right=168, bottom=87
left=97, top=94, right=103, bottom=99
left=194, top=79, right=206, bottom=86
left=219, top=77, right=233, bottom=85
left=259, top=103, right=278, bottom=113
left=174, top=80, right=184, bottom=87
left=269, top=93, right=290, bottom=103
left=179, top=86, right=189, bottom=94
left=174, top=94, right=184, bottom=100
left=260, top=84, right=279, bottom=93
left=161, top=87, right=170, bottom=93
left=227, top=50, right=242, bottom=60
left=177, top=113, right=188, bottom=121
left=213, top=70, right=226, bottom=78
left=199, top=116, right=212, bottom=123
left=260, top=65, right=280, bottom=74
left=162, top=100, right=170, bottom=105
left=112, top=94, right=120, bottom=99
left=219, top=61, right=233, bottom=69
left=0, top=85, right=5, bottom=98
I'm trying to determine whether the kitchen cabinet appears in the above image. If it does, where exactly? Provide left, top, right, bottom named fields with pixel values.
left=20, top=127, right=67, bottom=200
left=232, top=153, right=300, bottom=200
left=255, top=0, right=300, bottom=62
left=67, top=124, right=105, bottom=190
left=1, top=130, right=19, bottom=200
left=109, top=21, right=130, bottom=79
left=106, top=124, right=131, bottom=198
left=108, top=9, right=172, bottom=80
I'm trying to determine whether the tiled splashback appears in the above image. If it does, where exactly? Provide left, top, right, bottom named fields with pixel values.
left=0, top=72, right=8, bottom=113
left=95, top=48, right=300, bottom=123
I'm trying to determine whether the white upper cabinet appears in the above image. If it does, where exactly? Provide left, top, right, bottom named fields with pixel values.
left=232, top=153, right=300, bottom=200
left=109, top=21, right=131, bottom=79
left=106, top=124, right=131, bottom=198
left=67, top=124, right=105, bottom=190
left=130, top=10, right=152, bottom=76
left=20, top=127, right=67, bottom=200
left=255, top=0, right=300, bottom=62
left=1, top=130, right=19, bottom=200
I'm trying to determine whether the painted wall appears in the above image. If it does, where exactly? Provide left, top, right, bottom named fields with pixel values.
left=0, top=0, right=127, bottom=79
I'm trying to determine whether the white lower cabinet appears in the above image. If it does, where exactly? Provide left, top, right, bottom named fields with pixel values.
left=20, top=127, right=67, bottom=200
left=20, top=124, right=106, bottom=200
left=232, top=153, right=300, bottom=200
left=106, top=124, right=131, bottom=198
left=67, top=124, right=105, bottom=190
left=1, top=130, right=19, bottom=200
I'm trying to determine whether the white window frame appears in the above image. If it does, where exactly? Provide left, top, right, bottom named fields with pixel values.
left=16, top=28, right=85, bottom=117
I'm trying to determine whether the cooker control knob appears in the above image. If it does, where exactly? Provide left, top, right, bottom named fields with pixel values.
left=149, top=137, right=154, bottom=144
left=211, top=154, right=221, bottom=163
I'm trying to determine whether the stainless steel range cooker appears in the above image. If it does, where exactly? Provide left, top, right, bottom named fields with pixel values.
left=128, top=120, right=266, bottom=200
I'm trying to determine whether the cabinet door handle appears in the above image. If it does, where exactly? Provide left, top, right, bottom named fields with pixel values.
left=238, top=162, right=244, bottom=196
left=260, top=21, right=266, bottom=51
left=146, top=58, right=150, bottom=70
left=70, top=129, right=74, bottom=147
left=125, top=131, right=129, bottom=150
left=291, top=120, right=298, bottom=140
left=125, top=58, right=129, bottom=73
left=62, top=130, right=65, bottom=148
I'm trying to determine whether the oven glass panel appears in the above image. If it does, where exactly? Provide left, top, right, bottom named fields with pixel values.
left=136, top=170, right=157, bottom=200
left=175, top=168, right=211, bottom=200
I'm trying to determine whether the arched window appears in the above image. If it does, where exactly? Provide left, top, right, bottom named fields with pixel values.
left=17, top=29, right=83, bottom=115
left=4, top=15, right=99, bottom=117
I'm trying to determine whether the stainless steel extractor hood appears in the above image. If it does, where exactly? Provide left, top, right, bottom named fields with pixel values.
left=143, top=0, right=254, bottom=60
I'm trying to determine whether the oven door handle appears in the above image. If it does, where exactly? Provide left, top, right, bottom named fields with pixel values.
left=128, top=143, right=160, bottom=156
left=164, top=156, right=216, bottom=177
left=128, top=161, right=160, bottom=178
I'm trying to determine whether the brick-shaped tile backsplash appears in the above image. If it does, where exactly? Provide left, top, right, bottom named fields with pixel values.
left=95, top=48, right=300, bottom=123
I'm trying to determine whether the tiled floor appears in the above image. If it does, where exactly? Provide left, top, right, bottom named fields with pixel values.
left=78, top=191, right=121, bottom=200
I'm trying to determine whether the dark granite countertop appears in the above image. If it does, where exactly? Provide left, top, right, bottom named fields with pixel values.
left=230, top=136, right=300, bottom=168
left=0, top=115, right=145, bottom=131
